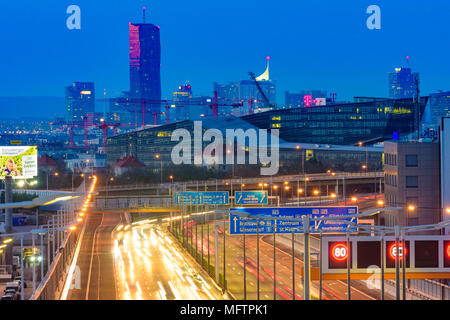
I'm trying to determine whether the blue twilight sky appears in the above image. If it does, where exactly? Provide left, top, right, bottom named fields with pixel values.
left=1, top=0, right=450, bottom=118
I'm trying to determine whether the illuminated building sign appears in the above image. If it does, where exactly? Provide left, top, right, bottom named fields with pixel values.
left=303, top=95, right=312, bottom=107
left=80, top=91, right=92, bottom=95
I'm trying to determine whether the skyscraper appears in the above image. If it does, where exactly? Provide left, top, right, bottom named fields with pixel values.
left=65, top=82, right=95, bottom=123
left=129, top=22, right=161, bottom=126
left=389, top=65, right=420, bottom=99
left=214, top=57, right=276, bottom=116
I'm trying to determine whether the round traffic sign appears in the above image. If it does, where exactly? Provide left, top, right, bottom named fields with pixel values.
left=331, top=243, right=349, bottom=262
left=389, top=242, right=407, bottom=260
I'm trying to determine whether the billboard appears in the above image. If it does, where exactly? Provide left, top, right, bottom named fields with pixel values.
left=0, top=146, right=38, bottom=179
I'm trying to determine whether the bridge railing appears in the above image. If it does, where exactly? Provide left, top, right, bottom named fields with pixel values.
left=31, top=226, right=79, bottom=300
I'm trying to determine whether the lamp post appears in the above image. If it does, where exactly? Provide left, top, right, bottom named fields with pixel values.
left=155, top=154, right=163, bottom=184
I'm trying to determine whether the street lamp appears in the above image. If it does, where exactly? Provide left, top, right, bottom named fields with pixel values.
left=155, top=154, right=163, bottom=184
left=46, top=171, right=59, bottom=191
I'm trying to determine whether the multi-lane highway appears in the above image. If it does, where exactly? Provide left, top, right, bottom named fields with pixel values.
left=65, top=212, right=123, bottom=300
left=62, top=193, right=389, bottom=300
left=112, top=220, right=224, bottom=300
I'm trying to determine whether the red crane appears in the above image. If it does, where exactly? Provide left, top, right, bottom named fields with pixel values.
left=96, top=92, right=243, bottom=128
left=97, top=120, right=122, bottom=152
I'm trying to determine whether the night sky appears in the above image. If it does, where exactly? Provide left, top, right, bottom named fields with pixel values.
left=1, top=0, right=450, bottom=118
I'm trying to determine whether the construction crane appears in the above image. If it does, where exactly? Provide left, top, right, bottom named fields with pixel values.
left=248, top=72, right=275, bottom=110
left=97, top=92, right=243, bottom=128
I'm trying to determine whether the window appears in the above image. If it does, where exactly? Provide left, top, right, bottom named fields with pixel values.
left=406, top=176, right=418, bottom=188
left=405, top=155, right=418, bottom=167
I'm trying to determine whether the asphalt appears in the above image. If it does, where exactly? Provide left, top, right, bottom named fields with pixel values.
left=66, top=212, right=123, bottom=300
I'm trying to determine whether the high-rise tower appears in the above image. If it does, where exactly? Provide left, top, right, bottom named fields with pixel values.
left=129, top=14, right=161, bottom=126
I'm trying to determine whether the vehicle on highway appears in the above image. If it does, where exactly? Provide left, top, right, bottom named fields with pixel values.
left=13, top=276, right=26, bottom=288
left=1, top=292, right=18, bottom=300
left=5, top=282, right=20, bottom=293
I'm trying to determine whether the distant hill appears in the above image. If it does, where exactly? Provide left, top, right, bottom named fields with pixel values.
left=0, top=96, right=65, bottom=120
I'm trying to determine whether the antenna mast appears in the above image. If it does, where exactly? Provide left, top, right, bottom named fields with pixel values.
left=143, top=6, right=146, bottom=23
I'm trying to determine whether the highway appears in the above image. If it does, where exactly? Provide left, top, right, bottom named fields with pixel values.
left=62, top=193, right=389, bottom=300
left=65, top=212, right=123, bottom=300
left=180, top=194, right=393, bottom=300
left=112, top=220, right=225, bottom=300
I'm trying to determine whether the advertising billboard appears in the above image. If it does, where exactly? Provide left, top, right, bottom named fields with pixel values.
left=0, top=146, right=38, bottom=179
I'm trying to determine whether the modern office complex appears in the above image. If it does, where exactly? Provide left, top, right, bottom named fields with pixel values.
left=285, top=90, right=327, bottom=108
left=129, top=22, right=161, bottom=126
left=171, top=84, right=211, bottom=122
left=213, top=58, right=276, bottom=116
left=426, top=91, right=450, bottom=127
left=241, top=97, right=428, bottom=145
left=389, top=66, right=420, bottom=99
left=65, top=82, right=95, bottom=122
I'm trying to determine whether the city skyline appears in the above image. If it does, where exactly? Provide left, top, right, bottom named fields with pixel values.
left=2, top=1, right=450, bottom=119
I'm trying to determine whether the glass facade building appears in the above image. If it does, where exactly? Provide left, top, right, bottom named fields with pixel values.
left=65, top=82, right=95, bottom=123
left=241, top=97, right=428, bottom=145
left=129, top=22, right=161, bottom=126
left=389, top=67, right=419, bottom=99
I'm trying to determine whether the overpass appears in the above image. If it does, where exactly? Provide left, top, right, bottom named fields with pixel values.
left=96, top=171, right=384, bottom=194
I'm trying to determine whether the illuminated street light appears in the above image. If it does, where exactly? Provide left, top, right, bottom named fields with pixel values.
left=284, top=186, right=290, bottom=191
left=446, top=207, right=450, bottom=214
left=297, top=188, right=304, bottom=193
left=69, top=225, right=77, bottom=231
left=351, top=196, right=358, bottom=202
left=313, top=189, right=320, bottom=196
left=377, top=200, right=385, bottom=206
left=2, top=238, right=13, bottom=244
left=407, top=204, right=416, bottom=211
left=330, top=193, right=337, bottom=199
left=273, top=185, right=278, bottom=190
left=284, top=181, right=289, bottom=185
left=362, top=165, right=367, bottom=170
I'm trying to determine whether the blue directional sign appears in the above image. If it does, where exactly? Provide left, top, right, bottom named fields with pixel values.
left=229, top=207, right=358, bottom=235
left=175, top=191, right=229, bottom=205
left=235, top=191, right=268, bottom=205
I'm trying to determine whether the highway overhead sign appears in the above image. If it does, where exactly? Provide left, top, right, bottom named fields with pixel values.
left=235, top=191, right=268, bottom=205
left=175, top=191, right=229, bottom=205
left=229, top=207, right=358, bottom=235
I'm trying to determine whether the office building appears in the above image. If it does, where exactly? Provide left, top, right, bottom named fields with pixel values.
left=285, top=90, right=327, bottom=108
left=65, top=82, right=95, bottom=123
left=382, top=140, right=440, bottom=230
left=389, top=66, right=419, bottom=99
left=427, top=91, right=450, bottom=127
left=242, top=97, right=428, bottom=145
left=129, top=22, right=161, bottom=125
left=213, top=58, right=276, bottom=116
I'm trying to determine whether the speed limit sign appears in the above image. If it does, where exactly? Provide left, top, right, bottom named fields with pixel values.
left=331, top=243, right=349, bottom=262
